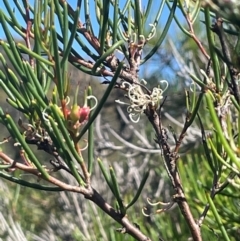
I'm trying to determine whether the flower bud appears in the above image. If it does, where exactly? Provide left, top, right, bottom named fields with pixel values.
left=63, top=107, right=71, bottom=119
left=79, top=106, right=90, bottom=124
left=69, top=104, right=81, bottom=123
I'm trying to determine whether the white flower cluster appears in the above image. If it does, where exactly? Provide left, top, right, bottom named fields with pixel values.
left=116, top=80, right=168, bottom=122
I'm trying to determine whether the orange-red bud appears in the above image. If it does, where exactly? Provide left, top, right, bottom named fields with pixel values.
left=63, top=107, right=71, bottom=118
left=79, top=106, right=90, bottom=124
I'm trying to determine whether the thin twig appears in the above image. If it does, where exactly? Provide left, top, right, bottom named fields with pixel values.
left=211, top=18, right=240, bottom=104
left=145, top=106, right=202, bottom=241
left=185, top=12, right=210, bottom=60
left=24, top=2, right=34, bottom=68
left=0, top=150, right=152, bottom=241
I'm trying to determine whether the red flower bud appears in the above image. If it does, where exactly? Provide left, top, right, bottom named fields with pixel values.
left=63, top=107, right=71, bottom=118
left=79, top=106, right=90, bottom=124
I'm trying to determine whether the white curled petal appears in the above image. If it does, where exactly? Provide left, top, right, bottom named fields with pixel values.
left=87, top=95, right=98, bottom=111
left=65, top=96, right=70, bottom=105
left=133, top=106, right=143, bottom=113
left=80, top=141, right=88, bottom=151
left=158, top=80, right=169, bottom=92
left=129, top=113, right=140, bottom=123
left=147, top=23, right=157, bottom=41
left=42, top=109, right=50, bottom=123
left=14, top=142, right=21, bottom=146
left=139, top=35, right=145, bottom=42
left=144, top=94, right=151, bottom=100
left=127, top=106, right=133, bottom=113
left=121, top=81, right=131, bottom=89
left=140, top=79, right=147, bottom=85
left=115, top=99, right=129, bottom=105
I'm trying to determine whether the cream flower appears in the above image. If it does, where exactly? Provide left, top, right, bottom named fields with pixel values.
left=116, top=80, right=168, bottom=122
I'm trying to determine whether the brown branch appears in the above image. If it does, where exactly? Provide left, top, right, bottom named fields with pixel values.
left=24, top=2, right=34, bottom=68
left=74, top=141, right=91, bottom=188
left=0, top=150, right=151, bottom=241
left=128, top=38, right=145, bottom=79
left=67, top=53, right=137, bottom=83
left=87, top=189, right=151, bottom=241
left=145, top=107, right=202, bottom=241
left=184, top=12, right=210, bottom=60
left=57, top=0, right=141, bottom=84
left=173, top=112, right=191, bottom=154
left=211, top=18, right=240, bottom=104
